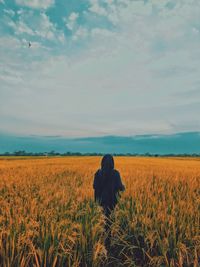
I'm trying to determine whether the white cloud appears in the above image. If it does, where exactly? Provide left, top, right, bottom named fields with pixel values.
left=72, top=26, right=89, bottom=41
left=69, top=12, right=79, bottom=21
left=58, top=32, right=65, bottom=43
left=33, top=13, right=65, bottom=42
left=7, top=12, right=65, bottom=42
left=192, top=27, right=199, bottom=34
left=89, top=1, right=107, bottom=16
left=17, top=9, right=25, bottom=15
left=0, top=36, right=21, bottom=49
left=15, top=0, right=54, bottom=9
left=8, top=19, right=34, bottom=35
left=91, top=28, right=114, bottom=37
left=1, top=0, right=200, bottom=136
left=35, top=13, right=55, bottom=39
left=3, top=9, right=15, bottom=16
left=65, top=12, right=79, bottom=31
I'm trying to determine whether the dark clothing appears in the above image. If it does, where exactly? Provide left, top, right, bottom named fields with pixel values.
left=93, top=154, right=125, bottom=250
left=93, top=154, right=125, bottom=211
left=93, top=168, right=124, bottom=210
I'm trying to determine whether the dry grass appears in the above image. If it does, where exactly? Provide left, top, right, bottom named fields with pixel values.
left=0, top=156, right=199, bottom=266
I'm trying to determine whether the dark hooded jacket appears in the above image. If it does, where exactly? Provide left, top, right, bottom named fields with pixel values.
left=93, top=154, right=125, bottom=210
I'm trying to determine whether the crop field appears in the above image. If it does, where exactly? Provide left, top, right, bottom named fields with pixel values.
left=0, top=156, right=199, bottom=267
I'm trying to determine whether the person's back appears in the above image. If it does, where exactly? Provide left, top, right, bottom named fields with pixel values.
left=93, top=154, right=125, bottom=215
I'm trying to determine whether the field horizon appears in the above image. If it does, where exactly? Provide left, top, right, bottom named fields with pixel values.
left=0, top=156, right=199, bottom=266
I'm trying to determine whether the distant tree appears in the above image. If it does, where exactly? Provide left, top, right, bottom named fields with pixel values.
left=14, top=150, right=26, bottom=156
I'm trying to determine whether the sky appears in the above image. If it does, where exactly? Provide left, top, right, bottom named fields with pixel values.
left=0, top=0, right=200, bottom=137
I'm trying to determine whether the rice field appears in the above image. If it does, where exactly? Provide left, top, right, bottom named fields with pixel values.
left=0, top=156, right=199, bottom=267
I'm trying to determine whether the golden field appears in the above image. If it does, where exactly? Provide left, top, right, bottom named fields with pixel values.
left=0, top=156, right=199, bottom=267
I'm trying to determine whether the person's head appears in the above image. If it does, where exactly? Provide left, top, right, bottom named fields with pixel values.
left=101, top=154, right=114, bottom=173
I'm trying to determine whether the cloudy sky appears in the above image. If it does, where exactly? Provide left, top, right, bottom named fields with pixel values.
left=0, top=0, right=200, bottom=137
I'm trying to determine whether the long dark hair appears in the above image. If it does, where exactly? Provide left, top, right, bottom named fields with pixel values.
left=101, top=154, right=114, bottom=179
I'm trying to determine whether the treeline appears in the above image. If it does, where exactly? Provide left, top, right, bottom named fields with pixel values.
left=1, top=150, right=200, bottom=157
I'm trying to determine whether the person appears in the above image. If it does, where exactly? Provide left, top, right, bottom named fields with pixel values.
left=93, top=154, right=125, bottom=248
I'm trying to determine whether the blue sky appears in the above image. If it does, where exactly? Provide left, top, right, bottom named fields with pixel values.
left=0, top=0, right=200, bottom=137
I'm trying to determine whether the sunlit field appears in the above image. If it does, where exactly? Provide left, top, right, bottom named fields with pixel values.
left=0, top=156, right=199, bottom=267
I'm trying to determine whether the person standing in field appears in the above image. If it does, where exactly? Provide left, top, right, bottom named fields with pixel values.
left=93, top=154, right=125, bottom=248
